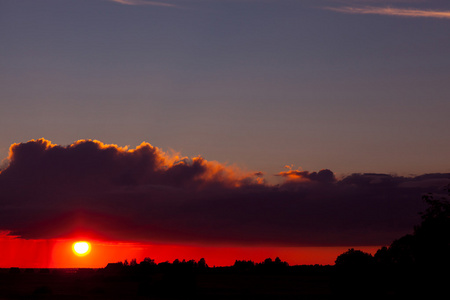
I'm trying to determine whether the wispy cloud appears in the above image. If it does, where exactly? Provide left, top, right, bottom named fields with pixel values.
left=325, top=6, right=450, bottom=19
left=109, top=0, right=177, bottom=7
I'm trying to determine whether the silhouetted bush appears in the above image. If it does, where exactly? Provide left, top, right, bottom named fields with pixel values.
left=335, top=248, right=374, bottom=269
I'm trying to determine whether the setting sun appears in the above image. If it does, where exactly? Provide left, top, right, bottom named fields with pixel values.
left=72, top=241, right=91, bottom=256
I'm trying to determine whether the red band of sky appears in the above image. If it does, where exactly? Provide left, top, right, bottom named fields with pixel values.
left=0, top=234, right=380, bottom=268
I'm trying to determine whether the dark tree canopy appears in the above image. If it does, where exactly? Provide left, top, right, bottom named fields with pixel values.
left=375, top=185, right=450, bottom=267
left=338, top=184, right=450, bottom=269
left=335, top=248, right=374, bottom=268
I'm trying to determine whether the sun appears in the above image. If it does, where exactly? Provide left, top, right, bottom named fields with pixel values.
left=72, top=241, right=91, bottom=256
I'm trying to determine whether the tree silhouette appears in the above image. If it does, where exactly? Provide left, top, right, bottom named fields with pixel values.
left=198, top=258, right=207, bottom=269
left=130, top=258, right=137, bottom=267
left=233, top=260, right=255, bottom=271
left=336, top=184, right=450, bottom=296
left=374, top=234, right=416, bottom=266
left=335, top=248, right=374, bottom=269
left=413, top=185, right=450, bottom=266
left=372, top=184, right=450, bottom=268
left=333, top=249, right=378, bottom=296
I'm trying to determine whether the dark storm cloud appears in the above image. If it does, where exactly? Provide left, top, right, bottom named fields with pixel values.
left=1, top=139, right=449, bottom=246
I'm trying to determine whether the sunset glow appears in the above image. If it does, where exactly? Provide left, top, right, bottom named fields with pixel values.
left=1, top=0, right=449, bottom=276
left=0, top=233, right=381, bottom=268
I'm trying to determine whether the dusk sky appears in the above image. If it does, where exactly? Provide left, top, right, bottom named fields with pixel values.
left=1, top=0, right=450, bottom=267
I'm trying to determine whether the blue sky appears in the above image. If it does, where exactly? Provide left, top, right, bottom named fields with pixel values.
left=1, top=0, right=450, bottom=181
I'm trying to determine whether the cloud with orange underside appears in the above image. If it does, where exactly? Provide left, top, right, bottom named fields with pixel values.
left=276, top=169, right=336, bottom=183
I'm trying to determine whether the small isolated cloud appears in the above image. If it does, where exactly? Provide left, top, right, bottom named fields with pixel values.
left=325, top=6, right=450, bottom=19
left=277, top=169, right=336, bottom=183
left=1, top=139, right=449, bottom=247
left=109, top=0, right=177, bottom=7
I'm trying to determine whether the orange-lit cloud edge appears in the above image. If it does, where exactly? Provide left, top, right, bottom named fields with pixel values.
left=5, top=138, right=255, bottom=188
left=1, top=138, right=449, bottom=268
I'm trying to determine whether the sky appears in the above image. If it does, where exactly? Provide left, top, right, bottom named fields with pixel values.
left=1, top=0, right=450, bottom=267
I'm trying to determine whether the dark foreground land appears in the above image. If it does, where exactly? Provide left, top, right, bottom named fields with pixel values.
left=0, top=263, right=446, bottom=300
left=0, top=266, right=331, bottom=300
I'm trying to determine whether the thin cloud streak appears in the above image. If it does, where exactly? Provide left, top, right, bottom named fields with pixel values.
left=109, top=0, right=177, bottom=7
left=325, top=6, right=450, bottom=19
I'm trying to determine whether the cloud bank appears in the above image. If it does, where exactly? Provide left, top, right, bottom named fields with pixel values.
left=325, top=5, right=450, bottom=19
left=1, top=139, right=449, bottom=246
